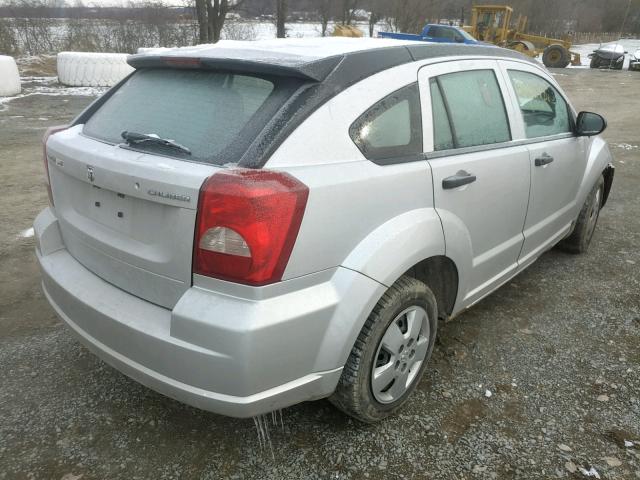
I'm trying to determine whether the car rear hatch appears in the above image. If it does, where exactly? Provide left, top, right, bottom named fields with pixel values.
left=46, top=67, right=290, bottom=309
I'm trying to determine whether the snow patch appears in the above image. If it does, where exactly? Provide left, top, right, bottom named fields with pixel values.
left=0, top=76, right=107, bottom=110
left=613, top=143, right=638, bottom=150
left=19, top=227, right=34, bottom=238
left=578, top=466, right=601, bottom=478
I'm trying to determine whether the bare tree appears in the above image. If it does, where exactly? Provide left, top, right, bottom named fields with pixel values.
left=317, top=0, right=333, bottom=36
left=275, top=0, right=286, bottom=38
left=368, top=0, right=384, bottom=36
left=0, top=18, right=18, bottom=54
left=221, top=20, right=257, bottom=40
left=385, top=0, right=429, bottom=33
left=194, top=0, right=246, bottom=44
left=339, top=0, right=359, bottom=25
left=195, top=0, right=208, bottom=42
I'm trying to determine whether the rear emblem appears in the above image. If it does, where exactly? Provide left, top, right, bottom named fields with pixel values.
left=87, top=165, right=95, bottom=183
left=147, top=189, right=191, bottom=202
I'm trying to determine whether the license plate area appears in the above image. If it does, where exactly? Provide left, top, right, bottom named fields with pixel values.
left=84, top=185, right=134, bottom=235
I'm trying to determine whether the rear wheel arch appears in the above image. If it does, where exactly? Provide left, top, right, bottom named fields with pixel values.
left=402, top=255, right=459, bottom=321
left=341, top=208, right=446, bottom=288
left=558, top=175, right=605, bottom=254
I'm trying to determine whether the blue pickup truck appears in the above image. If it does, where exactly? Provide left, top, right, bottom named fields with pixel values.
left=378, top=24, right=479, bottom=45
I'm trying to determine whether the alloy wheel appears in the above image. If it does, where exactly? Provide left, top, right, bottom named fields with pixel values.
left=371, top=306, right=431, bottom=404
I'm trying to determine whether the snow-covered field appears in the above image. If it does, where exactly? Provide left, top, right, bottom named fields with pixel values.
left=229, top=21, right=381, bottom=40
left=1, top=24, right=639, bottom=104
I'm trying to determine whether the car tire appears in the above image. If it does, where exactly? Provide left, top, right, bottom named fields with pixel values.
left=558, top=176, right=605, bottom=254
left=329, top=275, right=438, bottom=423
left=590, top=56, right=601, bottom=69
left=543, top=44, right=571, bottom=68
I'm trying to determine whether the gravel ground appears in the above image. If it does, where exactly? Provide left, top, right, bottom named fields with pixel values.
left=0, top=70, right=639, bottom=480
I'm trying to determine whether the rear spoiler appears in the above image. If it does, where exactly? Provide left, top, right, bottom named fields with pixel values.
left=127, top=52, right=342, bottom=82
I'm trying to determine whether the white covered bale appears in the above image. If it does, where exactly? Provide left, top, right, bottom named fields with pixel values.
left=57, top=52, right=134, bottom=87
left=0, top=55, right=21, bottom=97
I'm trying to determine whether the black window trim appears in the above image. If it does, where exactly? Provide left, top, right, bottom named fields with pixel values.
left=426, top=132, right=577, bottom=160
left=349, top=82, right=424, bottom=166
left=430, top=77, right=459, bottom=149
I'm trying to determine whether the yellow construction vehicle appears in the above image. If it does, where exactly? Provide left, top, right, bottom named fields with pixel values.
left=463, top=5, right=581, bottom=68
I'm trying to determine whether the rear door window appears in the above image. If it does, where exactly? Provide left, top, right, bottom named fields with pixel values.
left=507, top=70, right=571, bottom=138
left=349, top=83, right=422, bottom=163
left=83, top=69, right=280, bottom=164
left=430, top=69, right=511, bottom=149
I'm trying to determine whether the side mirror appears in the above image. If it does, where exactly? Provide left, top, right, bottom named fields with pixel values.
left=576, top=111, right=607, bottom=136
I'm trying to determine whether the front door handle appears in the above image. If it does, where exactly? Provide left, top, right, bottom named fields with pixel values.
left=442, top=171, right=477, bottom=189
left=535, top=153, right=554, bottom=166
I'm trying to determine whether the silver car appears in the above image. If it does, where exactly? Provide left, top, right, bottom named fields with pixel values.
left=35, top=38, right=614, bottom=423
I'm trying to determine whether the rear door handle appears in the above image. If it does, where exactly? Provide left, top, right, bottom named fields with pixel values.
left=535, top=153, right=554, bottom=166
left=442, top=171, right=477, bottom=189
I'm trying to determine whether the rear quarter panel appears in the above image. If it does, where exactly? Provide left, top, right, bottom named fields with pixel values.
left=278, top=161, right=443, bottom=285
left=267, top=62, right=445, bottom=287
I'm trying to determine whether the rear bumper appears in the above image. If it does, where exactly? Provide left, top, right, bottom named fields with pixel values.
left=35, top=208, right=384, bottom=417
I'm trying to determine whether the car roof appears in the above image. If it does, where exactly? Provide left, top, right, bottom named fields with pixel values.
left=137, top=38, right=419, bottom=62
left=198, top=38, right=419, bottom=59
left=128, top=38, right=536, bottom=82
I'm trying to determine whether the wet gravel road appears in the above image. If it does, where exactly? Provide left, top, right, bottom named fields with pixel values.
left=0, top=70, right=639, bottom=480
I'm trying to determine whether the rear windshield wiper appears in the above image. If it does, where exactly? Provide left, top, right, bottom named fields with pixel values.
left=121, top=131, right=191, bottom=155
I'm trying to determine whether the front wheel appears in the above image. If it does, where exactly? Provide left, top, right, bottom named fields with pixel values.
left=558, top=176, right=604, bottom=254
left=329, top=276, right=437, bottom=423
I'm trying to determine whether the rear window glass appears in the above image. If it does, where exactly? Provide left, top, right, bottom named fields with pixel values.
left=349, top=83, right=423, bottom=164
left=83, top=69, right=277, bottom=163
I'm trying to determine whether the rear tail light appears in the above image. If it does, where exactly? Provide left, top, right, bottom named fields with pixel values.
left=194, top=169, right=309, bottom=286
left=42, top=125, right=68, bottom=206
